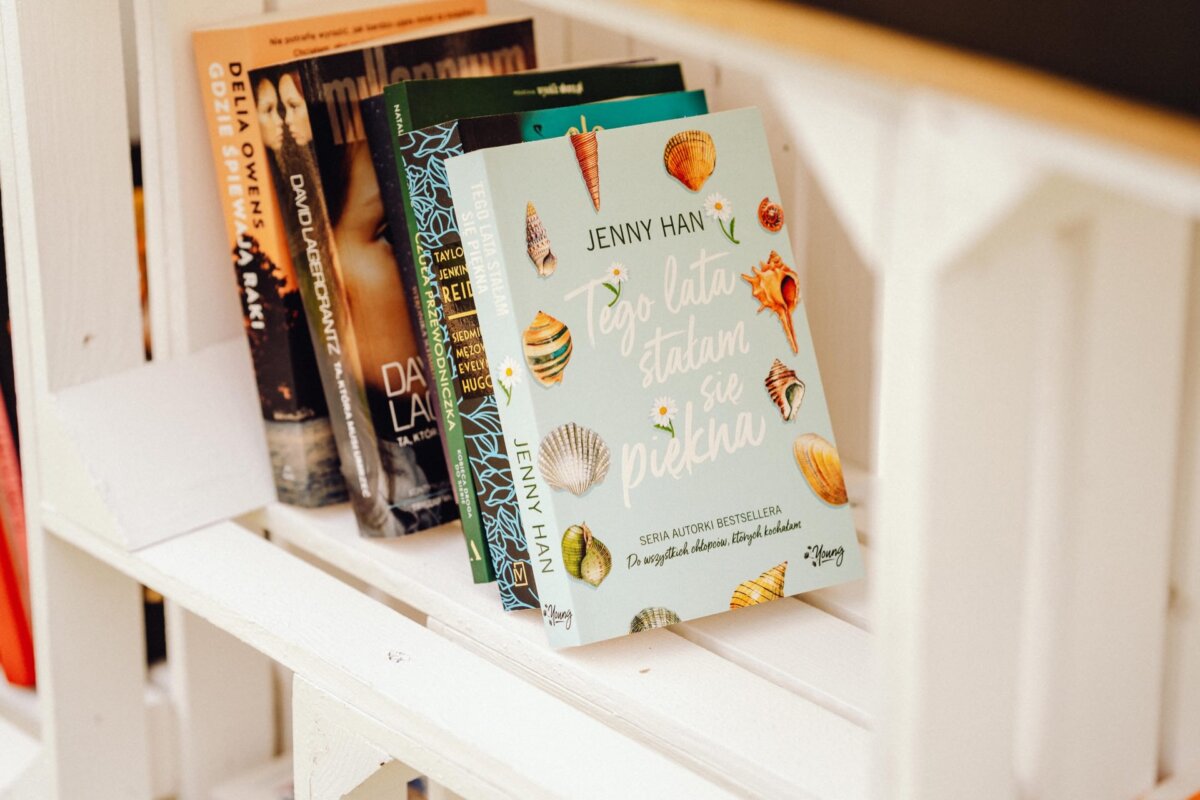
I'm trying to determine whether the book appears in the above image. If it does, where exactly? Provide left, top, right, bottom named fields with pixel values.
left=445, top=108, right=865, bottom=646
left=392, top=87, right=703, bottom=613
left=193, top=1, right=485, bottom=507
left=379, top=65, right=691, bottom=609
left=250, top=19, right=536, bottom=557
left=0, top=509, right=34, bottom=686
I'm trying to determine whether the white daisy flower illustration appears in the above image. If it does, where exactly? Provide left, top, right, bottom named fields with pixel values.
left=607, top=262, right=628, bottom=284
left=496, top=356, right=520, bottom=405
left=703, top=193, right=733, bottom=222
left=649, top=397, right=678, bottom=438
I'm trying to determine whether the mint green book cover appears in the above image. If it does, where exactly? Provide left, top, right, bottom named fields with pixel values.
left=446, top=108, right=864, bottom=647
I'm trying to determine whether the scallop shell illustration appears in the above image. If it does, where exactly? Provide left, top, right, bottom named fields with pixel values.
left=525, top=202, right=557, bottom=276
left=743, top=251, right=801, bottom=354
left=793, top=433, right=848, bottom=506
left=764, top=358, right=805, bottom=421
left=523, top=311, right=572, bottom=386
left=758, top=197, right=784, bottom=232
left=662, top=130, right=716, bottom=191
left=580, top=537, right=612, bottom=587
left=629, top=607, right=681, bottom=634
left=538, top=422, right=611, bottom=496
left=570, top=131, right=601, bottom=211
left=730, top=562, right=788, bottom=609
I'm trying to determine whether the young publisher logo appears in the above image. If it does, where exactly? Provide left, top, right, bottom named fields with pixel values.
left=803, top=544, right=845, bottom=568
left=542, top=604, right=573, bottom=630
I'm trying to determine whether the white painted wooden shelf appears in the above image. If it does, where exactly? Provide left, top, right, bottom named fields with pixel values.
left=2, top=0, right=1199, bottom=797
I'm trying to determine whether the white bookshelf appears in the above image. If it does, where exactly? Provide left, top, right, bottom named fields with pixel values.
left=1, top=0, right=1198, bottom=797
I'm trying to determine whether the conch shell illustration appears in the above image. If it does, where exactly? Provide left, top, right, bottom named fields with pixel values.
left=663, top=130, right=716, bottom=191
left=764, top=359, right=805, bottom=421
left=743, top=251, right=801, bottom=353
left=525, top=202, right=557, bottom=276
left=568, top=117, right=602, bottom=211
left=538, top=421, right=611, bottom=496
left=630, top=607, right=681, bottom=633
left=523, top=311, right=572, bottom=386
left=793, top=432, right=848, bottom=506
left=757, top=197, right=784, bottom=232
left=730, top=562, right=788, bottom=609
left=561, top=522, right=611, bottom=587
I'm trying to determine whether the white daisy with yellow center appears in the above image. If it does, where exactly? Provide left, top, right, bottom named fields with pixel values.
left=608, top=262, right=628, bottom=284
left=649, top=396, right=678, bottom=438
left=496, top=355, right=520, bottom=405
left=703, top=192, right=732, bottom=222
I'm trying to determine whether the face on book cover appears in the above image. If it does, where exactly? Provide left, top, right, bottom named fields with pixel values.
left=255, top=72, right=312, bottom=151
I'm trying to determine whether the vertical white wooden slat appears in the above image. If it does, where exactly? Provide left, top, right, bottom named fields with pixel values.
left=165, top=602, right=277, bottom=800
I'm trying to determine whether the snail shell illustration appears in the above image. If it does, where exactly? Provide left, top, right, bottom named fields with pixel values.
left=561, top=522, right=611, bottom=587
left=758, top=197, right=784, bottom=232
left=764, top=358, right=805, bottom=421
left=525, top=202, right=557, bottom=276
left=662, top=130, right=716, bottom=191
left=538, top=422, right=611, bottom=496
left=730, top=562, right=788, bottom=609
left=743, top=251, right=801, bottom=354
left=629, top=607, right=681, bottom=633
left=523, top=311, right=572, bottom=386
left=570, top=131, right=601, bottom=211
left=793, top=432, right=848, bottom=506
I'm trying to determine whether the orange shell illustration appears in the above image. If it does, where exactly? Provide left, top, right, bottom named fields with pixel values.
left=765, top=358, right=805, bottom=421
left=757, top=197, right=784, bottom=232
left=793, top=433, right=848, bottom=506
left=730, top=562, right=788, bottom=609
left=662, top=130, right=716, bottom=191
left=525, top=202, right=557, bottom=276
left=571, top=131, right=600, bottom=211
left=743, top=251, right=801, bottom=353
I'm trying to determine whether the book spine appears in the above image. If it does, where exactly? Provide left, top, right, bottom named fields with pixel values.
left=448, top=153, right=581, bottom=646
left=389, top=95, right=493, bottom=582
left=0, top=511, right=34, bottom=686
left=399, top=123, right=538, bottom=611
left=193, top=32, right=344, bottom=508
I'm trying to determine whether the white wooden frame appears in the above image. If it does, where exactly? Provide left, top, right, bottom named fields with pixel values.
left=1, top=0, right=1198, bottom=797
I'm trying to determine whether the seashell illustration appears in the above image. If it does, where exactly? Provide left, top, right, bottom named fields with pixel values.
left=522, top=311, right=572, bottom=386
left=560, top=522, right=611, bottom=587
left=793, top=432, right=848, bottom=506
left=570, top=131, right=601, bottom=211
left=580, top=537, right=612, bottom=587
left=525, top=202, right=557, bottom=276
left=663, top=130, right=716, bottom=191
left=730, top=562, right=788, bottom=609
left=538, top=422, right=611, bottom=496
left=764, top=358, right=805, bottom=421
left=758, top=197, right=784, bottom=232
left=629, top=607, right=681, bottom=633
left=743, top=251, right=801, bottom=354
left=561, top=523, right=588, bottom=578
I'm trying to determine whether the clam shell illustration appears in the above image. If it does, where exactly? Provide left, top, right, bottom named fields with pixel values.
left=629, top=607, right=681, bottom=634
left=662, top=130, right=716, bottom=191
left=743, top=251, right=801, bottom=354
left=525, top=202, right=557, bottom=277
left=793, top=432, right=848, bottom=506
left=764, top=358, right=805, bottom=421
left=730, top=562, right=788, bottom=609
left=757, top=197, right=784, bottom=232
left=561, top=522, right=612, bottom=587
left=523, top=311, right=572, bottom=386
left=538, top=422, right=611, bottom=496
left=570, top=131, right=601, bottom=211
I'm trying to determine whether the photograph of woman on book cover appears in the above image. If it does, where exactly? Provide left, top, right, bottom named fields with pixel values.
left=277, top=71, right=313, bottom=148
left=254, top=76, right=284, bottom=153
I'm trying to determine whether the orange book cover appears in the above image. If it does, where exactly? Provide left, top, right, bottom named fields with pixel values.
left=193, top=0, right=485, bottom=507
left=0, top=508, right=34, bottom=687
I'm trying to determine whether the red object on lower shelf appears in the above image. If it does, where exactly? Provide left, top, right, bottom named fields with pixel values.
left=0, top=508, right=34, bottom=687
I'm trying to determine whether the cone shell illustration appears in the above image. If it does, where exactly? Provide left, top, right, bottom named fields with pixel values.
left=663, top=130, right=716, bottom=191
left=793, top=433, right=848, bottom=506
left=743, top=251, right=801, bottom=354
left=570, top=131, right=601, bottom=211
left=525, top=202, right=557, bottom=277
left=758, top=197, right=784, bottom=232
left=538, top=422, right=611, bottom=496
left=580, top=537, right=612, bottom=587
left=730, top=562, right=788, bottom=609
left=523, top=311, right=572, bottom=386
left=630, top=607, right=681, bottom=633
left=764, top=358, right=805, bottom=421
left=561, top=522, right=611, bottom=586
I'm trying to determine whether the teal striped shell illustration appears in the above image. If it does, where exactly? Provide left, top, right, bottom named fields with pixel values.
left=522, top=310, right=573, bottom=386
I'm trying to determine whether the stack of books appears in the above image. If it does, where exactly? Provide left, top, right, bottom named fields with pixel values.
left=194, top=1, right=862, bottom=648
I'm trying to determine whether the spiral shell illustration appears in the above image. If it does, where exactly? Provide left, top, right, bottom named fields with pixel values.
left=523, top=311, right=572, bottom=386
left=730, top=562, right=788, bottom=609
left=629, top=607, right=681, bottom=633
left=662, top=130, right=716, bottom=191
left=793, top=432, right=848, bottom=506
left=764, top=358, right=805, bottom=421
left=743, top=251, right=801, bottom=354
left=525, top=202, right=557, bottom=276
left=758, top=197, right=784, bottom=232
left=570, top=131, right=601, bottom=211
left=538, top=422, right=611, bottom=496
